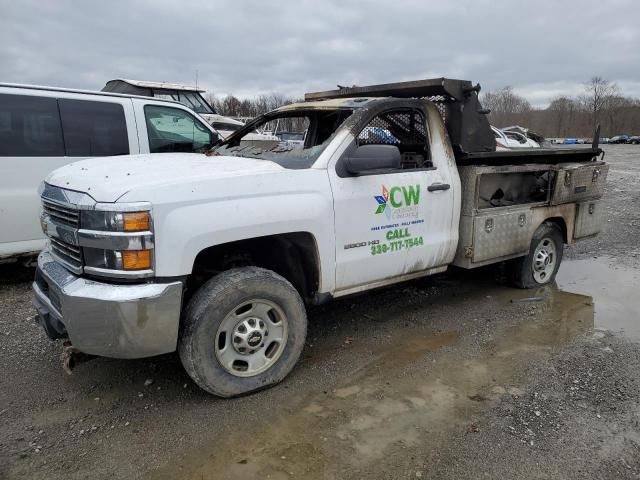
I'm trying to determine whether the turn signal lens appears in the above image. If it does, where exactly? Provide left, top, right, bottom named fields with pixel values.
left=123, top=212, right=151, bottom=232
left=122, top=250, right=152, bottom=270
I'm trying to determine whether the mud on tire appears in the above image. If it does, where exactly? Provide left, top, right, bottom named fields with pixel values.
left=178, top=267, right=307, bottom=397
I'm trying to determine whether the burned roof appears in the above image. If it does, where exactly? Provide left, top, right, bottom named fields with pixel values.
left=275, top=97, right=379, bottom=112
left=304, top=78, right=496, bottom=154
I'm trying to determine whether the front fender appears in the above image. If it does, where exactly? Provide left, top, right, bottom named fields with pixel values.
left=124, top=170, right=336, bottom=293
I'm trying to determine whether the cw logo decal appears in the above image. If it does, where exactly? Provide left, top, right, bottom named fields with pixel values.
left=374, top=185, right=420, bottom=214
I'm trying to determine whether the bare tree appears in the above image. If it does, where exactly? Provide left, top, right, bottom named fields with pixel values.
left=580, top=77, right=619, bottom=131
left=481, top=86, right=532, bottom=127
left=547, top=96, right=579, bottom=138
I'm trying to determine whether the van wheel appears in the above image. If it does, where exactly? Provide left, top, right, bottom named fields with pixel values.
left=179, top=267, right=307, bottom=397
left=509, top=222, right=564, bottom=289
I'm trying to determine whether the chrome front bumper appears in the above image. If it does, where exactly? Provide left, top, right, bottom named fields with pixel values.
left=32, top=250, right=183, bottom=359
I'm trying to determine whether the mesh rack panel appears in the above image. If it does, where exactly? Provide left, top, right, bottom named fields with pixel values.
left=357, top=110, right=426, bottom=146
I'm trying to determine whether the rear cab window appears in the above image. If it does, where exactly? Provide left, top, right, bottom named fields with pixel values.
left=356, top=109, right=431, bottom=170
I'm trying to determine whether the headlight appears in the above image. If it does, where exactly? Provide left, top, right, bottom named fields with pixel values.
left=78, top=205, right=154, bottom=279
left=81, top=210, right=151, bottom=232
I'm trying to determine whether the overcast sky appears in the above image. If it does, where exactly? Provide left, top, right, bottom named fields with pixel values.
left=1, top=0, right=639, bottom=107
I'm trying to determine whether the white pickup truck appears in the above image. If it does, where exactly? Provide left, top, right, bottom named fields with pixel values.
left=32, top=78, right=608, bottom=397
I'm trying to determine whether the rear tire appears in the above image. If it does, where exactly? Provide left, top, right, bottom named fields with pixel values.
left=509, top=222, right=564, bottom=289
left=178, top=267, right=307, bottom=397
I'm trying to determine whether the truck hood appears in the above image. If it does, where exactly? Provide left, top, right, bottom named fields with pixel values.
left=46, top=153, right=284, bottom=202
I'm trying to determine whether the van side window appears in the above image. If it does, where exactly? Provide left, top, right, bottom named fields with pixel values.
left=357, top=109, right=431, bottom=169
left=58, top=99, right=129, bottom=156
left=0, top=94, right=64, bottom=157
left=144, top=105, right=214, bottom=153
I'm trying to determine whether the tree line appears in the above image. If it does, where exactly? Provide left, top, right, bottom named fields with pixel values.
left=205, top=93, right=304, bottom=131
left=207, top=77, right=640, bottom=138
left=205, top=93, right=299, bottom=120
left=481, top=77, right=640, bottom=138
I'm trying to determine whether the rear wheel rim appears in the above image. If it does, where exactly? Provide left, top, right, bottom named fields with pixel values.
left=215, top=299, right=288, bottom=377
left=532, top=237, right=557, bottom=284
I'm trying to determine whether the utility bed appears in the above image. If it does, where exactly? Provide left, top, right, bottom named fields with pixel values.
left=453, top=160, right=607, bottom=268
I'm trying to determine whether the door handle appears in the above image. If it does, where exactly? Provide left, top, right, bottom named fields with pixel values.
left=427, top=183, right=451, bottom=192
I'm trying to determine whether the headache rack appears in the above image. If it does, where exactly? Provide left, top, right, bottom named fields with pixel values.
left=306, top=78, right=603, bottom=165
left=305, top=78, right=496, bottom=155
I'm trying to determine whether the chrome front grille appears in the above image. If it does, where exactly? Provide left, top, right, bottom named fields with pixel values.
left=40, top=184, right=90, bottom=273
left=42, top=199, right=80, bottom=228
left=49, top=236, right=82, bottom=270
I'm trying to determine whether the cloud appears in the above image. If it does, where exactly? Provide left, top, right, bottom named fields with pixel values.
left=1, top=0, right=639, bottom=106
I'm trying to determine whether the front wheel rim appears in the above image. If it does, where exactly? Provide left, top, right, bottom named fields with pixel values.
left=215, top=299, right=288, bottom=377
left=532, top=237, right=557, bottom=284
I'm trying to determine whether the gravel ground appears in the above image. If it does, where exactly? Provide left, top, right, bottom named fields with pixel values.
left=0, top=144, right=638, bottom=480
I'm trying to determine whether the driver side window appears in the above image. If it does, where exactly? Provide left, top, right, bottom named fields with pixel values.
left=357, top=109, right=431, bottom=169
left=144, top=105, right=215, bottom=153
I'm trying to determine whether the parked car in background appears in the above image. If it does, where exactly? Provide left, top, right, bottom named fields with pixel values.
left=0, top=83, right=219, bottom=263
left=502, top=125, right=545, bottom=145
left=103, top=79, right=278, bottom=145
left=492, top=126, right=540, bottom=149
left=208, top=115, right=246, bottom=137
left=563, top=138, right=578, bottom=144
left=209, top=115, right=279, bottom=145
left=275, top=131, right=306, bottom=147
left=609, top=135, right=630, bottom=144
left=627, top=136, right=640, bottom=144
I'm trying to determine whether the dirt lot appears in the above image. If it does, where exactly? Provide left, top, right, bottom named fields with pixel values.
left=1, top=145, right=639, bottom=480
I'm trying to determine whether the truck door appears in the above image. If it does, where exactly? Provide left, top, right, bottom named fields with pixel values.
left=328, top=104, right=455, bottom=292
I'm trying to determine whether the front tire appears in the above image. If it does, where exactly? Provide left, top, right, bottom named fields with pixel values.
left=509, top=222, right=564, bottom=288
left=178, top=267, right=307, bottom=397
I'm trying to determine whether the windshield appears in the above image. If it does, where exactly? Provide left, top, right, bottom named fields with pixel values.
left=212, top=109, right=353, bottom=169
left=178, top=92, right=214, bottom=114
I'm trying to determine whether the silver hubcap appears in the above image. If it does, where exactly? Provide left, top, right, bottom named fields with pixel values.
left=215, top=299, right=288, bottom=377
left=532, top=237, right=557, bottom=283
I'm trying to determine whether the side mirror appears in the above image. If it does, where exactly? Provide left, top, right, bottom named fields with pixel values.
left=345, top=144, right=401, bottom=175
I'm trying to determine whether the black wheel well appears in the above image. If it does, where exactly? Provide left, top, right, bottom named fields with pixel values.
left=189, top=232, right=320, bottom=302
left=544, top=217, right=568, bottom=243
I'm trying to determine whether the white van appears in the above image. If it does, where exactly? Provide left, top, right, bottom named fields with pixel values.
left=0, top=83, right=219, bottom=262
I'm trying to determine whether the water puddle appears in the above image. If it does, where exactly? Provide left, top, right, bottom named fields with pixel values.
left=556, top=256, right=640, bottom=341
left=153, top=281, right=597, bottom=479
left=150, top=257, right=639, bottom=480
